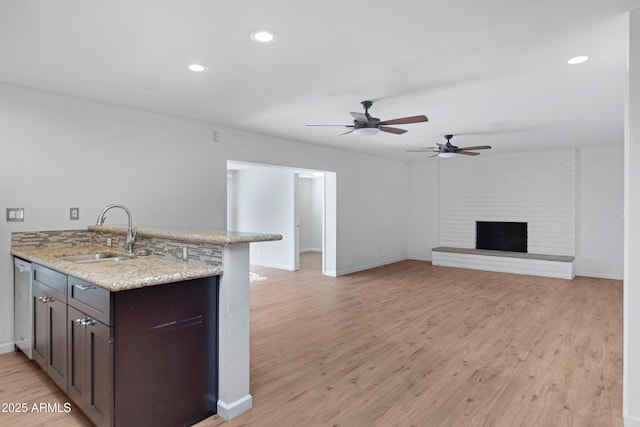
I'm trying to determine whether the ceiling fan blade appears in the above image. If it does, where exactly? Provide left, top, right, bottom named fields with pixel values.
left=380, top=126, right=407, bottom=135
left=428, top=153, right=440, bottom=159
left=305, top=124, right=350, bottom=127
left=350, top=112, right=368, bottom=124
left=457, top=151, right=480, bottom=156
left=458, top=145, right=492, bottom=151
left=379, top=115, right=428, bottom=125
left=339, top=129, right=355, bottom=136
left=406, top=149, right=434, bottom=152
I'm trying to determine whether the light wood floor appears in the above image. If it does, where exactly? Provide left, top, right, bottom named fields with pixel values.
left=0, top=254, right=623, bottom=426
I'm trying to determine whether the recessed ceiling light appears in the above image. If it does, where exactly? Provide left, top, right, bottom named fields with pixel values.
left=188, top=64, right=208, bottom=72
left=567, top=56, right=589, bottom=65
left=250, top=30, right=277, bottom=43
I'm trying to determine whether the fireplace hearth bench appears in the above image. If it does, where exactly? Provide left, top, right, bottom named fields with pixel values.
left=431, top=247, right=575, bottom=280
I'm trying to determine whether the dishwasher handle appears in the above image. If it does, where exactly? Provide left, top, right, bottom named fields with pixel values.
left=14, top=258, right=32, bottom=273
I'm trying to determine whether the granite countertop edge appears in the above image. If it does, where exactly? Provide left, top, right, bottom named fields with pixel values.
left=87, top=225, right=283, bottom=244
left=11, top=245, right=223, bottom=292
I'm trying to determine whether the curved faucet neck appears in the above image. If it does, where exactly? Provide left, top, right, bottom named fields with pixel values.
left=95, top=204, right=136, bottom=253
left=96, top=204, right=132, bottom=226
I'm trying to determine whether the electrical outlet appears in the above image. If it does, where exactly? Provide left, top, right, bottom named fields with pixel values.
left=70, top=207, right=80, bottom=220
left=6, top=208, right=24, bottom=222
left=182, top=247, right=188, bottom=260
left=107, top=237, right=112, bottom=247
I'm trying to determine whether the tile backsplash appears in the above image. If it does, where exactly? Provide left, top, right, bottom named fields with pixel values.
left=12, top=229, right=223, bottom=266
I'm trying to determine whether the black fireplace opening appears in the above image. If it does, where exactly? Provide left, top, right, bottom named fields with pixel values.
left=476, top=221, right=527, bottom=253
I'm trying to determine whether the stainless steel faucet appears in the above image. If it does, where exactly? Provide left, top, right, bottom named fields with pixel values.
left=95, top=204, right=137, bottom=253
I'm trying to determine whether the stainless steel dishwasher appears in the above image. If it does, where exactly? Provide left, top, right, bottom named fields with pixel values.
left=14, top=258, right=32, bottom=358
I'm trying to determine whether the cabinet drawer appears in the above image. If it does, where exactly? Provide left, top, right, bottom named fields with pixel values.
left=33, top=264, right=67, bottom=300
left=68, top=277, right=112, bottom=326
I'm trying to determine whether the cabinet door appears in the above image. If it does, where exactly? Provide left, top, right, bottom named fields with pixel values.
left=47, top=297, right=68, bottom=392
left=84, top=319, right=113, bottom=427
left=32, top=283, right=48, bottom=370
left=67, top=306, right=87, bottom=405
left=67, top=305, right=113, bottom=427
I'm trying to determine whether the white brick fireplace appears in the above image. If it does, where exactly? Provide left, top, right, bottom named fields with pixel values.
left=432, top=149, right=576, bottom=279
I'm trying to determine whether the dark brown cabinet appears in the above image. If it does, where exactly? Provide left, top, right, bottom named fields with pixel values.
left=68, top=305, right=113, bottom=427
left=112, top=277, right=218, bottom=426
left=32, top=265, right=68, bottom=393
left=28, top=262, right=218, bottom=427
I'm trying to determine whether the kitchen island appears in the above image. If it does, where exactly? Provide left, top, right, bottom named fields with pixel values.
left=11, top=226, right=281, bottom=425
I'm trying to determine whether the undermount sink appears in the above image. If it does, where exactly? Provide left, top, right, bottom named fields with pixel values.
left=60, top=253, right=135, bottom=264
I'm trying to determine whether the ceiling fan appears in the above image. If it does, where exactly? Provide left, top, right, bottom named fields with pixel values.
left=306, top=100, right=428, bottom=135
left=407, top=134, right=492, bottom=158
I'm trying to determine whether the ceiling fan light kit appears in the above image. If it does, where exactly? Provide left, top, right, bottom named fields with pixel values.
left=353, top=127, right=380, bottom=135
left=438, top=152, right=458, bottom=159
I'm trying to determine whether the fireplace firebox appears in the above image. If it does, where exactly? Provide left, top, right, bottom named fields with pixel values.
left=476, top=221, right=527, bottom=253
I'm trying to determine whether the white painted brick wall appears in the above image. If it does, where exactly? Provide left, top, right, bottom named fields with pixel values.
left=432, top=252, right=575, bottom=279
left=440, top=149, right=575, bottom=256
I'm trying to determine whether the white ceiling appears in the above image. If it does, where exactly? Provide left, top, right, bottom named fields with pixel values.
left=0, top=1, right=630, bottom=161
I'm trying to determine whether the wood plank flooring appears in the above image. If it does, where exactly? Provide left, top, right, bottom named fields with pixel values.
left=0, top=253, right=622, bottom=426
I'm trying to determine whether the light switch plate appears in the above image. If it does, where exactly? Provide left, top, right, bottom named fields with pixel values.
left=70, top=207, right=80, bottom=220
left=6, top=208, right=24, bottom=222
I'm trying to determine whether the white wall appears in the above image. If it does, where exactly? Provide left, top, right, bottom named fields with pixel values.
left=234, top=167, right=296, bottom=270
left=407, top=160, right=440, bottom=261
left=624, top=8, right=640, bottom=427
left=576, top=146, right=624, bottom=279
left=0, top=82, right=410, bottom=352
left=298, top=177, right=323, bottom=252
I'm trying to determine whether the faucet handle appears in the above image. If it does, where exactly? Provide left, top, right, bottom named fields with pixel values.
left=131, top=226, right=137, bottom=239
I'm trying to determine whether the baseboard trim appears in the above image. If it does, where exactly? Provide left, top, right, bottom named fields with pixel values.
left=0, top=342, right=15, bottom=355
left=250, top=261, right=295, bottom=271
left=408, top=255, right=432, bottom=262
left=336, top=257, right=407, bottom=276
left=217, top=394, right=253, bottom=420
left=575, top=271, right=623, bottom=280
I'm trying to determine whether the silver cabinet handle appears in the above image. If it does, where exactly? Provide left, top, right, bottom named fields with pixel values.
left=75, top=317, right=96, bottom=327
left=75, top=284, right=95, bottom=291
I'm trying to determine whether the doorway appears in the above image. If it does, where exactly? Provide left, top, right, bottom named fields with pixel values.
left=227, top=160, right=337, bottom=276
left=295, top=172, right=324, bottom=272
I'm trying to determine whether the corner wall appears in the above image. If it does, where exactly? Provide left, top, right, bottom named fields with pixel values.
left=624, top=7, right=640, bottom=427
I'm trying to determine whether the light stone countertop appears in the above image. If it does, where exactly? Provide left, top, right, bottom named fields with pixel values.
left=11, top=244, right=223, bottom=292
left=87, top=225, right=283, bottom=244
